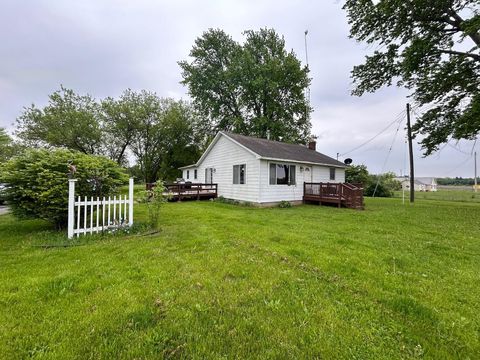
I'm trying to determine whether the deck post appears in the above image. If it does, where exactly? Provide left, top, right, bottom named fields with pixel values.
left=197, top=185, right=200, bottom=200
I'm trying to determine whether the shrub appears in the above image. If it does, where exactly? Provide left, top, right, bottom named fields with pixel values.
left=278, top=200, right=292, bottom=208
left=364, top=172, right=401, bottom=198
left=142, top=183, right=168, bottom=230
left=364, top=183, right=394, bottom=198
left=0, top=149, right=128, bottom=229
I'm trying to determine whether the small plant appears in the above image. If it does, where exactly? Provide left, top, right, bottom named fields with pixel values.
left=143, top=183, right=168, bottom=230
left=278, top=200, right=292, bottom=208
left=241, top=201, right=254, bottom=207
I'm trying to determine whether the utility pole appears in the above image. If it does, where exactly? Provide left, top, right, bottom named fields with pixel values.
left=475, top=151, right=477, bottom=193
left=406, top=103, right=415, bottom=203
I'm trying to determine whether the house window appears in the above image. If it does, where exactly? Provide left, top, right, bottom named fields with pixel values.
left=233, top=164, right=246, bottom=184
left=194, top=169, right=197, bottom=179
left=329, top=168, right=335, bottom=181
left=186, top=170, right=190, bottom=180
left=269, top=163, right=296, bottom=185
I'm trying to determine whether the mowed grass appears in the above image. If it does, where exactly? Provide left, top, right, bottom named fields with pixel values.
left=394, top=188, right=480, bottom=203
left=0, top=198, right=479, bottom=359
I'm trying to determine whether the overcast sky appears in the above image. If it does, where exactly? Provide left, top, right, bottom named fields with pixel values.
left=0, top=0, right=478, bottom=177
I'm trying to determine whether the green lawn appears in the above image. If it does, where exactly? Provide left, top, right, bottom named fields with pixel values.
left=393, top=189, right=480, bottom=203
left=0, top=198, right=479, bottom=359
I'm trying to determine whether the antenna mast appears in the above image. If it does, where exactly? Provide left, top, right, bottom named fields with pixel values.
left=304, top=30, right=311, bottom=117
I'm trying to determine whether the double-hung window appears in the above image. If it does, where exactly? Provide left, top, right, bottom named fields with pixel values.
left=194, top=169, right=197, bottom=179
left=329, top=168, right=336, bottom=181
left=269, top=163, right=296, bottom=185
left=233, top=164, right=246, bottom=184
left=186, top=170, right=190, bottom=180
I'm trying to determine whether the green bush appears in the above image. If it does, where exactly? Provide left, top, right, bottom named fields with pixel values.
left=0, top=149, right=128, bottom=229
left=364, top=183, right=394, bottom=197
left=278, top=200, right=292, bottom=208
left=364, top=172, right=401, bottom=198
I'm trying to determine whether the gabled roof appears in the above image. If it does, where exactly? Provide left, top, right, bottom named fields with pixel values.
left=180, top=132, right=346, bottom=169
left=395, top=177, right=436, bottom=186
left=224, top=132, right=345, bottom=167
left=416, top=177, right=436, bottom=185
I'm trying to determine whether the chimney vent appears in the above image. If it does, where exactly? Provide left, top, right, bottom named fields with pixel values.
left=308, top=140, right=316, bottom=150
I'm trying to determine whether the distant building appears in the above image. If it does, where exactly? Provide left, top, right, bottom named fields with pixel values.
left=394, top=177, right=437, bottom=192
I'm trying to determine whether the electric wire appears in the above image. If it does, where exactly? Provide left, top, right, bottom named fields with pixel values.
left=372, top=116, right=404, bottom=197
left=339, top=109, right=406, bottom=157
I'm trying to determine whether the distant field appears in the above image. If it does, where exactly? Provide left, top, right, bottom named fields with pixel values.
left=393, top=187, right=479, bottom=203
left=1, top=198, right=479, bottom=359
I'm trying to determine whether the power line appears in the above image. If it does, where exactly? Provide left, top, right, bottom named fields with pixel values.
left=373, top=115, right=404, bottom=197
left=444, top=156, right=472, bottom=175
left=340, top=110, right=406, bottom=157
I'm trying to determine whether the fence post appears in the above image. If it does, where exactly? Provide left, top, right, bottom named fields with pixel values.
left=128, top=178, right=134, bottom=226
left=67, top=179, right=77, bottom=239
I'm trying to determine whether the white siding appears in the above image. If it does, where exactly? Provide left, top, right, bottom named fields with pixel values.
left=259, top=160, right=346, bottom=203
left=312, top=166, right=345, bottom=183
left=197, top=136, right=260, bottom=202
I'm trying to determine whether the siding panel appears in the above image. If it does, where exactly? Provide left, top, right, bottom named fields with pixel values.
left=197, top=136, right=260, bottom=202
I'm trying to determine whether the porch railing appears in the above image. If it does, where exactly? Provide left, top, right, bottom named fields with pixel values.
left=303, top=182, right=363, bottom=209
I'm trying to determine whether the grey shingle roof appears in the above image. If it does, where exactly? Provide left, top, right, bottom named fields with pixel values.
left=223, top=132, right=345, bottom=167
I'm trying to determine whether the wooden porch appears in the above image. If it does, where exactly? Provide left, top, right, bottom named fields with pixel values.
left=303, top=182, right=364, bottom=209
left=151, top=183, right=218, bottom=201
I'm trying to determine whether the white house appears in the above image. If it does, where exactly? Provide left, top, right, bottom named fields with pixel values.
left=179, top=131, right=346, bottom=205
left=395, top=177, right=438, bottom=192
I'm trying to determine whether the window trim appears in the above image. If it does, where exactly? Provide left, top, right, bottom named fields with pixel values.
left=233, top=164, right=246, bottom=185
left=186, top=170, right=190, bottom=180
left=194, top=169, right=197, bottom=180
left=269, top=162, right=296, bottom=186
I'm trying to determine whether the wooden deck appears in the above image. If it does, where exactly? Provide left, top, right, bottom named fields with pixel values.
left=303, top=182, right=364, bottom=209
left=145, top=183, right=218, bottom=201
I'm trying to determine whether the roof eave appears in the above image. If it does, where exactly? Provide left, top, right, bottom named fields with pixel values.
left=259, top=156, right=346, bottom=168
left=178, top=164, right=197, bottom=170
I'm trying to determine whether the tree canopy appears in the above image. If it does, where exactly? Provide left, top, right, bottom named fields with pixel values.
left=344, top=0, right=480, bottom=155
left=14, top=88, right=203, bottom=182
left=179, top=28, right=312, bottom=143
left=16, top=86, right=103, bottom=155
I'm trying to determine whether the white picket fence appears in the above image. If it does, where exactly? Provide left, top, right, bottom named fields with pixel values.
left=67, top=178, right=134, bottom=239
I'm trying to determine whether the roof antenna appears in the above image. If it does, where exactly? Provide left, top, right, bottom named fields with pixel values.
left=304, top=29, right=311, bottom=119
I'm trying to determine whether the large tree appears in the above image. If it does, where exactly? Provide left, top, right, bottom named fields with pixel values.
left=344, top=0, right=480, bottom=155
left=128, top=94, right=202, bottom=183
left=16, top=86, right=103, bottom=155
left=179, top=28, right=312, bottom=143
left=0, top=128, right=24, bottom=163
left=100, top=89, right=144, bottom=165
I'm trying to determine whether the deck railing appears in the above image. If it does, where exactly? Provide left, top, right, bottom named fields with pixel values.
left=303, top=182, right=364, bottom=209
left=146, top=182, right=218, bottom=201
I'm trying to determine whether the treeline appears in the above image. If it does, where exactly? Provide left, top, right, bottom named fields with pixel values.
left=345, top=165, right=402, bottom=197
left=13, top=87, right=206, bottom=183
left=437, top=177, right=478, bottom=186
